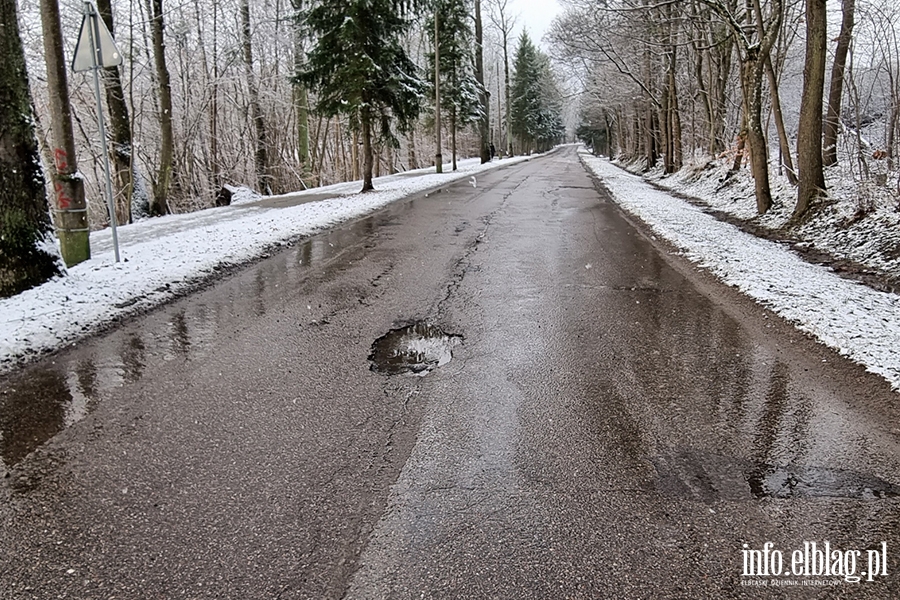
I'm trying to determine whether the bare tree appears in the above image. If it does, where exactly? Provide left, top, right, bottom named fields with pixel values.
left=702, top=0, right=783, bottom=213
left=292, top=0, right=312, bottom=184
left=242, top=0, right=271, bottom=194
left=97, top=0, right=142, bottom=223
left=823, top=0, right=855, bottom=167
left=795, top=0, right=827, bottom=219
left=488, top=0, right=516, bottom=157
left=149, top=0, right=173, bottom=215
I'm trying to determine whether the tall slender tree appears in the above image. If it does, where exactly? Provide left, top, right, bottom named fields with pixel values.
left=488, top=0, right=516, bottom=157
left=0, top=0, right=61, bottom=296
left=241, top=0, right=271, bottom=195
left=822, top=0, right=855, bottom=167
left=428, top=0, right=482, bottom=171
left=795, top=0, right=827, bottom=219
left=475, top=0, right=490, bottom=163
left=701, top=0, right=783, bottom=214
left=149, top=0, right=172, bottom=216
left=300, top=0, right=425, bottom=192
left=291, top=0, right=312, bottom=184
left=97, top=0, right=144, bottom=223
left=40, top=0, right=90, bottom=264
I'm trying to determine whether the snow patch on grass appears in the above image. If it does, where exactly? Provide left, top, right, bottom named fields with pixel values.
left=622, top=152, right=900, bottom=283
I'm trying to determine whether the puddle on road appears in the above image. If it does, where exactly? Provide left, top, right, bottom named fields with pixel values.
left=653, top=451, right=900, bottom=502
left=369, top=322, right=462, bottom=376
left=747, top=464, right=900, bottom=499
left=0, top=212, right=398, bottom=471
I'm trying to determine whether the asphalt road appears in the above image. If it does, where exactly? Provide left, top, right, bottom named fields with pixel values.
left=2, top=146, right=899, bottom=599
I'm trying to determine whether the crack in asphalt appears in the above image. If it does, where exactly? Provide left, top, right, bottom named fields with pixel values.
left=434, top=180, right=525, bottom=319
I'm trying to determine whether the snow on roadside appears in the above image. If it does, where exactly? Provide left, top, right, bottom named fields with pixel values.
left=580, top=149, right=900, bottom=391
left=0, top=155, right=533, bottom=371
left=626, top=152, right=900, bottom=281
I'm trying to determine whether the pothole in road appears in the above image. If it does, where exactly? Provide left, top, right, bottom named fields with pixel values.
left=369, top=322, right=462, bottom=376
left=747, top=464, right=900, bottom=499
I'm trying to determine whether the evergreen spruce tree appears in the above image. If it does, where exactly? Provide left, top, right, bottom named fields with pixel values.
left=511, top=32, right=563, bottom=153
left=0, top=0, right=62, bottom=297
left=427, top=0, right=482, bottom=171
left=300, top=0, right=425, bottom=192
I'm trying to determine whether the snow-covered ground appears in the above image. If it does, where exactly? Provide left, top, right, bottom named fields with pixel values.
left=624, top=151, right=900, bottom=283
left=0, top=156, right=533, bottom=371
left=580, top=149, right=900, bottom=391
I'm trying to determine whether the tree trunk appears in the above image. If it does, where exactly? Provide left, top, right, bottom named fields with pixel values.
left=97, top=0, right=136, bottom=224
left=149, top=0, right=172, bottom=216
left=660, top=98, right=672, bottom=172
left=0, top=0, right=62, bottom=296
left=451, top=105, right=457, bottom=171
left=241, top=0, right=271, bottom=195
left=795, top=0, right=827, bottom=219
left=210, top=2, right=220, bottom=192
left=475, top=0, right=489, bottom=163
left=351, top=126, right=359, bottom=180
left=408, top=129, right=418, bottom=170
left=823, top=0, right=855, bottom=167
left=764, top=54, right=797, bottom=184
left=40, top=0, right=90, bottom=265
left=732, top=112, right=747, bottom=172
left=663, top=8, right=681, bottom=172
left=670, top=65, right=683, bottom=170
left=503, top=31, right=512, bottom=157
left=292, top=0, right=311, bottom=183
left=711, top=34, right=733, bottom=155
left=434, top=11, right=442, bottom=173
left=741, top=50, right=773, bottom=213
left=361, top=108, right=374, bottom=192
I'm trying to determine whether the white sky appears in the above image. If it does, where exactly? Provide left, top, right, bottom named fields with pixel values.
left=506, top=0, right=563, bottom=49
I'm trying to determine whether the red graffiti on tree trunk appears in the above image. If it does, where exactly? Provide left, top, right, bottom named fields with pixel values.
left=54, top=181, right=72, bottom=209
left=53, top=148, right=69, bottom=172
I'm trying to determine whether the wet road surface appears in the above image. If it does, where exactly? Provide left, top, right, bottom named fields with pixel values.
left=2, top=146, right=899, bottom=598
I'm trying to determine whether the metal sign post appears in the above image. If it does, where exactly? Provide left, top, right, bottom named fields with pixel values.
left=72, top=1, right=123, bottom=262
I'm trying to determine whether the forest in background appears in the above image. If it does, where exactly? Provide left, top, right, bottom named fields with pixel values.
left=9, top=0, right=899, bottom=297
left=16, top=0, right=562, bottom=225
left=1, top=0, right=565, bottom=296
left=553, top=0, right=900, bottom=223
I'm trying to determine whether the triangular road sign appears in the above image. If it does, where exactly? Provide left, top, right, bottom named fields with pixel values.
left=72, top=3, right=123, bottom=72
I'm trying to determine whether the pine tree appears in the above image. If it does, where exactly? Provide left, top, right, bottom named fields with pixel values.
left=299, top=0, right=426, bottom=192
left=427, top=0, right=482, bottom=171
left=0, top=0, right=62, bottom=297
left=511, top=32, right=563, bottom=153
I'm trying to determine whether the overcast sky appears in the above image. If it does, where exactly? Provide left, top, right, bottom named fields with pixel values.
left=505, top=0, right=563, bottom=49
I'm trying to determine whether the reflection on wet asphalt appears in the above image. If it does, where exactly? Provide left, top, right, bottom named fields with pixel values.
left=0, top=216, right=393, bottom=471
left=1, top=147, right=899, bottom=599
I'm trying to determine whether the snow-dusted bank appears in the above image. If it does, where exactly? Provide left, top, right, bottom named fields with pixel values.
left=0, top=155, right=533, bottom=371
left=580, top=149, right=900, bottom=391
